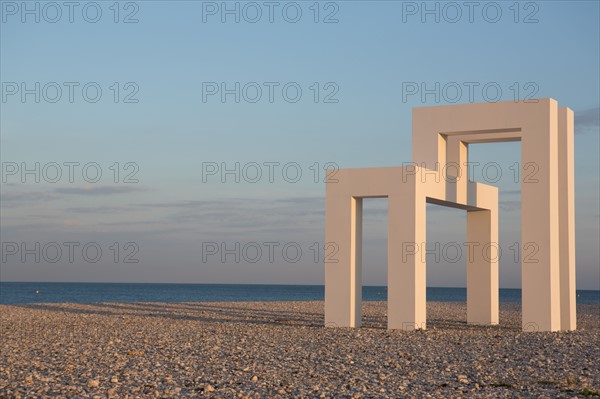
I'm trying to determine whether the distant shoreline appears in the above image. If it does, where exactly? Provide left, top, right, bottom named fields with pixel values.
left=2, top=282, right=599, bottom=305
left=3, top=280, right=599, bottom=290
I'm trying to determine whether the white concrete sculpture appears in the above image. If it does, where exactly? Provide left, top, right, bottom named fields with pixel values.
left=325, top=99, right=575, bottom=332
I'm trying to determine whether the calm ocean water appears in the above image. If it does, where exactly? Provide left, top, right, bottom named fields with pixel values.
left=1, top=282, right=599, bottom=305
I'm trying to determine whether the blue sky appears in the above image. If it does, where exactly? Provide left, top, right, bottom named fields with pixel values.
left=1, top=0, right=599, bottom=289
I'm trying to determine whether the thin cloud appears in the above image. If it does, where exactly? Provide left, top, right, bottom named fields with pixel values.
left=274, top=197, right=324, bottom=205
left=135, top=198, right=251, bottom=209
left=66, top=206, right=134, bottom=214
left=575, top=107, right=600, bottom=134
left=137, top=196, right=323, bottom=211
left=2, top=185, right=147, bottom=206
left=0, top=191, right=61, bottom=204
left=54, top=186, right=147, bottom=195
left=137, top=196, right=326, bottom=237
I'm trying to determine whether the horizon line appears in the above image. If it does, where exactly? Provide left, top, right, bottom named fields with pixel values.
left=1, top=281, right=599, bottom=291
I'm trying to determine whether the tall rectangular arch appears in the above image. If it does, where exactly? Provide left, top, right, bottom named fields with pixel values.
left=412, top=99, right=575, bottom=331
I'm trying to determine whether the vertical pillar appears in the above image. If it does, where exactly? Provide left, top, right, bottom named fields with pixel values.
left=446, top=137, right=468, bottom=205
left=388, top=183, right=427, bottom=330
left=324, top=184, right=350, bottom=327
left=558, top=107, right=576, bottom=330
left=350, top=197, right=363, bottom=327
left=466, top=209, right=499, bottom=324
left=324, top=189, right=363, bottom=327
left=521, top=100, right=561, bottom=331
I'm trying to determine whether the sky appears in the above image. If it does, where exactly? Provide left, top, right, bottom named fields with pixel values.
left=1, top=0, right=599, bottom=289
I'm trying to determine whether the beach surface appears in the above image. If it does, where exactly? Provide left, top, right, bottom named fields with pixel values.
left=1, top=301, right=598, bottom=398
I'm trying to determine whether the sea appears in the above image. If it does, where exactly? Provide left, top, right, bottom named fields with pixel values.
left=1, top=282, right=599, bottom=305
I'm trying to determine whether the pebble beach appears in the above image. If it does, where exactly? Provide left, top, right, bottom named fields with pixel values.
left=1, top=301, right=598, bottom=398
